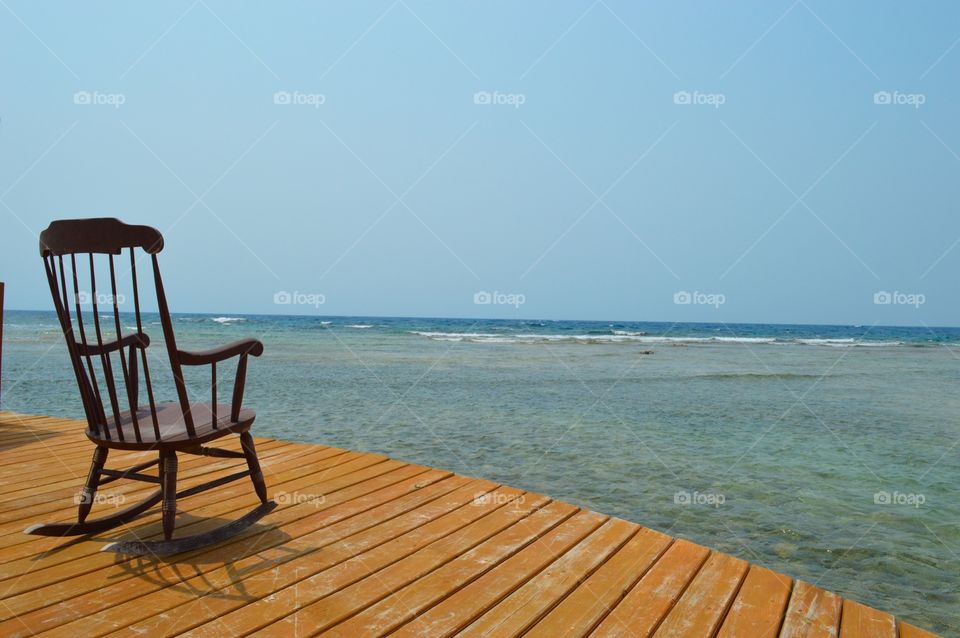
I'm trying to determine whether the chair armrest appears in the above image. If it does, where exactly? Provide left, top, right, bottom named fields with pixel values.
left=177, top=339, right=264, bottom=366
left=77, top=332, right=150, bottom=357
left=177, top=338, right=263, bottom=423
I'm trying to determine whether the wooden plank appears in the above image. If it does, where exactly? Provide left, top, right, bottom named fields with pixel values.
left=0, top=445, right=362, bottom=578
left=112, top=482, right=510, bottom=637
left=900, top=622, right=943, bottom=638
left=23, top=472, right=475, bottom=638
left=0, top=436, right=91, bottom=460
left=0, top=414, right=944, bottom=638
left=0, top=433, right=153, bottom=464
left=0, top=449, right=336, bottom=576
left=0, top=454, right=338, bottom=572
left=0, top=451, right=384, bottom=595
left=455, top=517, right=639, bottom=637
left=390, top=509, right=608, bottom=638
left=0, top=439, right=293, bottom=495
left=0, top=440, right=307, bottom=533
left=779, top=580, right=843, bottom=638
left=524, top=527, right=672, bottom=637
left=268, top=493, right=555, bottom=636
left=0, top=440, right=314, bottom=525
left=0, top=440, right=87, bottom=461
left=839, top=600, right=897, bottom=638
left=716, top=565, right=792, bottom=638
left=0, top=454, right=412, bottom=628
left=653, top=551, right=749, bottom=638
left=322, top=500, right=578, bottom=636
left=0, top=448, right=348, bottom=580
left=0, top=440, right=299, bottom=531
left=591, top=539, right=711, bottom=638
left=0, top=445, right=159, bottom=492
left=189, top=487, right=523, bottom=636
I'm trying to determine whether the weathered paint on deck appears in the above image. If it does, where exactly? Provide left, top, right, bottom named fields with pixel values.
left=0, top=412, right=942, bottom=637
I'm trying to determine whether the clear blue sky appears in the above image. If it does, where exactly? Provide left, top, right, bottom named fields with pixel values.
left=2, top=1, right=959, bottom=325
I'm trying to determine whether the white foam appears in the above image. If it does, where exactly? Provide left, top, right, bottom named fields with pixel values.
left=347, top=324, right=373, bottom=329
left=408, top=331, right=907, bottom=347
left=797, top=338, right=854, bottom=345
left=796, top=338, right=903, bottom=347
left=212, top=317, right=245, bottom=324
left=412, top=331, right=499, bottom=339
left=411, top=331, right=713, bottom=344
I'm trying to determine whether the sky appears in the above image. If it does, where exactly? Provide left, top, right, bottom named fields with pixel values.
left=2, top=1, right=959, bottom=326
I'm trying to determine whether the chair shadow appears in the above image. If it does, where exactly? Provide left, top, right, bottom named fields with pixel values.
left=0, top=414, right=68, bottom=451
left=100, top=511, right=305, bottom=602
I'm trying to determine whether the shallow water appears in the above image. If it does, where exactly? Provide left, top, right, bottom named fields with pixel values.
left=3, top=311, right=958, bottom=633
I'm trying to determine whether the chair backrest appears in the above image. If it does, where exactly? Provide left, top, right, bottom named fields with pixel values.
left=39, top=218, right=196, bottom=442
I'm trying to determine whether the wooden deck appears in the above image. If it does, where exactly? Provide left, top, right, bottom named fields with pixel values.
left=0, top=412, right=941, bottom=637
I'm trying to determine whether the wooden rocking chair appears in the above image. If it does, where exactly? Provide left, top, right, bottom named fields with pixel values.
left=27, top=218, right=276, bottom=555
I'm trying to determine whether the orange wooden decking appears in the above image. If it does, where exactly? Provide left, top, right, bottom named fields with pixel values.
left=0, top=412, right=942, bottom=637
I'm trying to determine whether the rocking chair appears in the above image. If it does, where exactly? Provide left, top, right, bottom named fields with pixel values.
left=28, top=218, right=276, bottom=555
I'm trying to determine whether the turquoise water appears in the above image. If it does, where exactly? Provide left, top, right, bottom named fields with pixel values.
left=3, top=311, right=959, bottom=633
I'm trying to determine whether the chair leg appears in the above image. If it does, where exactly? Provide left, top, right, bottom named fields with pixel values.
left=161, top=451, right=178, bottom=540
left=78, top=446, right=109, bottom=523
left=240, top=431, right=268, bottom=504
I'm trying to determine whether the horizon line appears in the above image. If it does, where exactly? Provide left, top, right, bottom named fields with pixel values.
left=5, top=307, right=959, bottom=331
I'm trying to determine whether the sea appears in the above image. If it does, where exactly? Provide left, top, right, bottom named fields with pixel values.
left=2, top=310, right=958, bottom=633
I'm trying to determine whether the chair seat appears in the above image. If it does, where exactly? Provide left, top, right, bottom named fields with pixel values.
left=87, top=402, right=256, bottom=450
